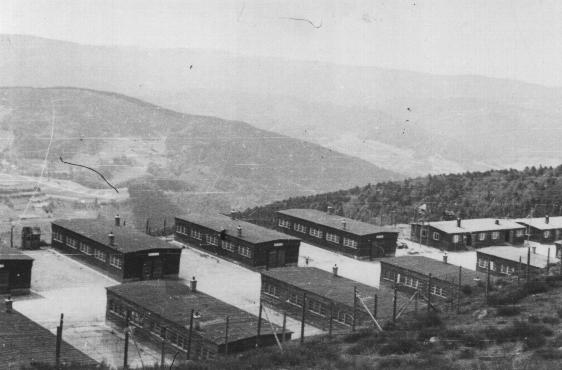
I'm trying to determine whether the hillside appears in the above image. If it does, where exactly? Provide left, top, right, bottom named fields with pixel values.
left=3, top=35, right=562, bottom=175
left=241, top=166, right=562, bottom=227
left=0, top=87, right=401, bottom=228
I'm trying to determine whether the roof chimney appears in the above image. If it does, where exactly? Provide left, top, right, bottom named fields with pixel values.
left=108, top=231, right=115, bottom=246
left=495, top=219, right=500, bottom=225
left=332, top=264, right=338, bottom=277
left=456, top=218, right=461, bottom=228
left=327, top=206, right=334, bottom=215
left=546, top=215, right=550, bottom=224
left=190, top=276, right=197, bottom=292
left=443, top=253, right=448, bottom=264
left=193, top=311, right=202, bottom=331
left=4, top=296, right=13, bottom=313
left=115, top=214, right=121, bottom=227
left=341, top=219, right=347, bottom=230
left=237, top=225, right=242, bottom=237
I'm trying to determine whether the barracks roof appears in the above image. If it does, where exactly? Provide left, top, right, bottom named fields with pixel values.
left=0, top=248, right=33, bottom=261
left=107, top=280, right=288, bottom=345
left=515, top=216, right=562, bottom=230
left=276, top=209, right=397, bottom=236
left=52, top=218, right=181, bottom=254
left=0, top=308, right=97, bottom=368
left=412, top=218, right=525, bottom=234
left=477, top=246, right=550, bottom=269
left=176, top=213, right=299, bottom=244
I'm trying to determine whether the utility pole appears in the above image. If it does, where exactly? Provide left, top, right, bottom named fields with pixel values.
left=123, top=310, right=130, bottom=370
left=300, top=293, right=306, bottom=343
left=55, top=313, right=64, bottom=367
left=256, top=302, right=263, bottom=348
left=281, top=312, right=287, bottom=343
left=527, top=247, right=531, bottom=282
left=328, top=303, right=334, bottom=337
left=224, top=316, right=230, bottom=355
left=352, top=286, right=358, bottom=332
left=373, top=294, right=378, bottom=321
left=518, top=256, right=521, bottom=285
left=486, top=260, right=491, bottom=305
left=427, top=273, right=432, bottom=312
left=160, top=334, right=166, bottom=370
left=547, top=248, right=551, bottom=274
left=10, top=225, right=14, bottom=248
left=457, top=266, right=462, bottom=314
left=187, top=309, right=194, bottom=360
left=392, top=284, right=398, bottom=323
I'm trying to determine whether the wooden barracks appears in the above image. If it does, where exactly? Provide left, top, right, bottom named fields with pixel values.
left=410, top=218, right=526, bottom=251
left=275, top=208, right=398, bottom=259
left=51, top=216, right=181, bottom=281
left=175, top=213, right=300, bottom=269
left=0, top=248, right=33, bottom=294
left=106, top=280, right=290, bottom=359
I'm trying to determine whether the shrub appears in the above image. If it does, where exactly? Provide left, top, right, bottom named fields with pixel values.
left=461, top=285, right=473, bottom=295
left=557, top=308, right=562, bottom=318
left=542, top=316, right=560, bottom=325
left=378, top=338, right=421, bottom=355
left=496, top=305, right=521, bottom=316
left=528, top=315, right=540, bottom=323
left=535, top=347, right=562, bottom=360
left=458, top=347, right=475, bottom=359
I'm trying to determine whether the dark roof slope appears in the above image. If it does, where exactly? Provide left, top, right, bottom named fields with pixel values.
left=0, top=248, right=33, bottom=261
left=52, top=218, right=181, bottom=253
left=276, top=209, right=397, bottom=236
left=176, top=213, right=300, bottom=244
left=261, top=266, right=410, bottom=319
left=107, top=280, right=288, bottom=345
left=0, top=308, right=97, bottom=368
left=381, top=256, right=485, bottom=285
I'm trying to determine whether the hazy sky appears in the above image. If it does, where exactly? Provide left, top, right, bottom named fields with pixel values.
left=2, top=0, right=562, bottom=86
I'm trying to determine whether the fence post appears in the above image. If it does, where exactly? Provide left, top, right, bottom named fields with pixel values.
left=256, top=302, right=263, bottom=348
left=392, top=284, right=397, bottom=323
left=427, top=273, right=432, bottom=312
left=352, top=286, right=357, bottom=332
left=300, top=293, right=307, bottom=343
left=187, top=309, right=194, bottom=360
left=281, top=311, right=287, bottom=343
left=328, top=303, right=333, bottom=337
left=55, top=313, right=64, bottom=367
left=224, top=316, right=229, bottom=355
left=123, top=310, right=130, bottom=370
left=457, top=266, right=462, bottom=314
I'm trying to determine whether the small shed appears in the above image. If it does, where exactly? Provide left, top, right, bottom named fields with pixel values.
left=0, top=248, right=33, bottom=294
left=21, top=226, right=41, bottom=250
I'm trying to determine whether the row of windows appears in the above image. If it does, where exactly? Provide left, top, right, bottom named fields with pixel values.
left=382, top=270, right=448, bottom=298
left=221, top=241, right=253, bottom=258
left=326, top=233, right=340, bottom=244
left=423, top=229, right=525, bottom=243
left=54, top=231, right=122, bottom=269
left=342, top=237, right=358, bottom=249
left=294, top=223, right=307, bottom=233
left=309, top=227, right=323, bottom=238
left=278, top=219, right=360, bottom=247
left=263, top=282, right=280, bottom=297
left=108, top=300, right=214, bottom=359
left=478, top=258, right=516, bottom=275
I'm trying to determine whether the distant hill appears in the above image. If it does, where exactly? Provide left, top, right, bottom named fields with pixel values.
left=241, top=165, right=562, bottom=228
left=0, top=87, right=401, bottom=224
left=3, top=34, right=562, bottom=175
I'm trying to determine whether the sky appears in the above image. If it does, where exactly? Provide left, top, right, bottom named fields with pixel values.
left=1, top=0, right=562, bottom=86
